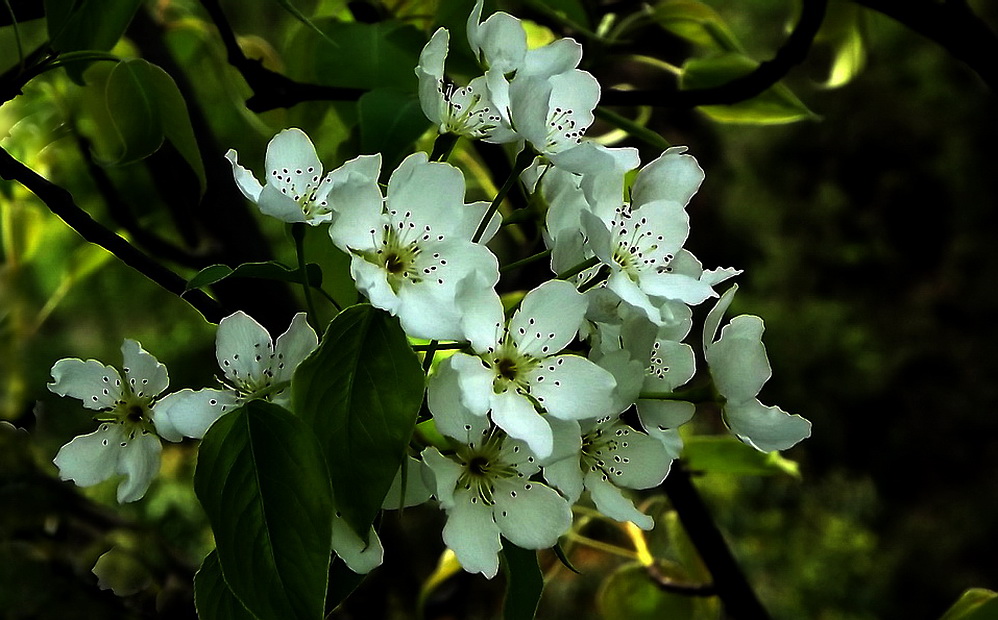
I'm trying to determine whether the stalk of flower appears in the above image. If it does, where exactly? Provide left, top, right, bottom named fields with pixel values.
left=155, top=311, right=317, bottom=440
left=48, top=340, right=175, bottom=503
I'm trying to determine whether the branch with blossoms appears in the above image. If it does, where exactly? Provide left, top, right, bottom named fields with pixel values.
left=24, top=1, right=819, bottom=618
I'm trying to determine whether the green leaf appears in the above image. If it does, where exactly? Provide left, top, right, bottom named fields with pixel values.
left=292, top=304, right=424, bottom=538
left=358, top=88, right=430, bottom=170
left=681, top=435, right=801, bottom=477
left=274, top=0, right=339, bottom=48
left=103, top=59, right=163, bottom=164
left=940, top=589, right=998, bottom=620
left=324, top=558, right=367, bottom=614
left=502, top=544, right=544, bottom=620
left=598, top=562, right=695, bottom=620
left=680, top=53, right=816, bottom=125
left=91, top=59, right=206, bottom=192
left=186, top=261, right=324, bottom=292
left=650, top=0, right=744, bottom=53
left=814, top=3, right=866, bottom=89
left=194, top=401, right=333, bottom=620
left=45, top=0, right=142, bottom=53
left=194, top=550, right=259, bottom=620
left=289, top=19, right=424, bottom=91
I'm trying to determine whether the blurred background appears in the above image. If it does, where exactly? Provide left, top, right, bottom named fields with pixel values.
left=1, top=0, right=997, bottom=618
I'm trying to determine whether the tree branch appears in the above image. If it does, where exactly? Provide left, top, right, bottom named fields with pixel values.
left=601, top=0, right=828, bottom=108
left=0, top=146, right=225, bottom=324
left=198, top=0, right=365, bottom=112
left=662, top=462, right=771, bottom=620
left=850, top=0, right=998, bottom=91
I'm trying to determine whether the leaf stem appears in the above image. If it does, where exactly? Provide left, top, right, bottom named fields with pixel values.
left=500, top=249, right=552, bottom=273
left=556, top=255, right=600, bottom=281
left=429, top=132, right=459, bottom=162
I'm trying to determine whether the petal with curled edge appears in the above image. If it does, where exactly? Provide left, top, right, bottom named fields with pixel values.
left=53, top=424, right=125, bottom=488
left=49, top=358, right=123, bottom=411
left=224, top=149, right=263, bottom=202
left=490, top=389, right=553, bottom=459
left=115, top=432, right=161, bottom=503
left=121, top=339, right=168, bottom=400
left=442, top=487, right=503, bottom=578
left=331, top=507, right=384, bottom=574
left=725, top=399, right=812, bottom=453
left=585, top=470, right=653, bottom=530
left=273, top=312, right=318, bottom=383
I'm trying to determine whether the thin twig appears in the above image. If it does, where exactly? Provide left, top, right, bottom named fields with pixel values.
left=0, top=146, right=225, bottom=323
left=602, top=0, right=829, bottom=108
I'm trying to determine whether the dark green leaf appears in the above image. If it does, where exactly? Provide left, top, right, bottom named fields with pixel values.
left=324, top=558, right=367, bottom=614
left=141, top=61, right=207, bottom=195
left=681, top=435, right=801, bottom=477
left=358, top=88, right=430, bottom=170
left=186, top=261, right=323, bottom=292
left=501, top=544, right=544, bottom=620
left=104, top=59, right=164, bottom=164
left=194, top=401, right=333, bottom=620
left=292, top=304, right=424, bottom=538
left=194, top=550, right=259, bottom=620
left=939, top=589, right=998, bottom=620
left=289, top=19, right=424, bottom=91
left=45, top=0, right=142, bottom=52
left=680, top=53, right=816, bottom=124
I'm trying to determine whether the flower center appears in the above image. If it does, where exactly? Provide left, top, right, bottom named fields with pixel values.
left=580, top=418, right=631, bottom=481
left=609, top=206, right=672, bottom=278
left=456, top=429, right=517, bottom=505
left=439, top=80, right=502, bottom=139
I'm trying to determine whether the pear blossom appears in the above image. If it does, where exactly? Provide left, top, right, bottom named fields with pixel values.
left=508, top=70, right=600, bottom=157
left=225, top=127, right=381, bottom=225
left=430, top=279, right=617, bottom=459
left=155, top=311, right=317, bottom=440
left=542, top=415, right=674, bottom=530
left=580, top=147, right=737, bottom=322
left=703, top=285, right=811, bottom=452
left=466, top=0, right=583, bottom=126
left=327, top=152, right=500, bottom=341
left=416, top=28, right=516, bottom=142
left=48, top=340, right=173, bottom=502
left=420, top=397, right=571, bottom=578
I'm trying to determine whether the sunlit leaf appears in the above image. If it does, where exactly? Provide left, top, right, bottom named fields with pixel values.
left=502, top=545, right=543, bottom=620
left=939, top=589, right=998, bottom=620
left=193, top=550, right=258, bottom=620
left=815, top=3, right=866, bottom=88
left=650, top=0, right=744, bottom=53
left=292, top=304, right=424, bottom=538
left=194, top=401, right=333, bottom=620
left=682, top=435, right=801, bottom=477
left=680, top=53, right=815, bottom=124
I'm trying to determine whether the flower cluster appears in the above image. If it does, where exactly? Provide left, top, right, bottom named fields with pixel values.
left=46, top=0, right=811, bottom=583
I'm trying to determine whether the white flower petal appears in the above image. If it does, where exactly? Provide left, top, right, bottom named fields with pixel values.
left=153, top=388, right=237, bottom=440
left=594, top=349, right=644, bottom=414
left=637, top=399, right=696, bottom=432
left=328, top=200, right=386, bottom=254
left=350, top=256, right=400, bottom=315
left=224, top=149, right=263, bottom=202
left=494, top=477, right=572, bottom=549
left=639, top=271, right=718, bottom=305
left=386, top=153, right=466, bottom=236
left=382, top=455, right=434, bottom=509
left=631, top=146, right=705, bottom=209
left=257, top=183, right=309, bottom=223
left=510, top=280, right=587, bottom=356
left=490, top=389, right=553, bottom=459
left=643, top=340, right=696, bottom=392
left=115, top=432, right=161, bottom=503
left=416, top=28, right=448, bottom=126
left=273, top=312, right=318, bottom=383
left=428, top=357, right=490, bottom=440
left=442, top=489, right=503, bottom=578
left=216, top=311, right=271, bottom=385
left=264, top=128, right=322, bottom=191
left=523, top=38, right=583, bottom=77
left=450, top=353, right=494, bottom=417
left=725, top=399, right=812, bottom=453
left=48, top=359, right=123, bottom=410
left=331, top=511, right=384, bottom=574
left=320, top=153, right=384, bottom=222
left=541, top=456, right=584, bottom=503
left=53, top=424, right=124, bottom=488
left=703, top=283, right=739, bottom=352
left=707, top=315, right=771, bottom=402
left=528, top=354, right=616, bottom=421
left=584, top=470, right=653, bottom=530
left=455, top=271, right=504, bottom=354
left=421, top=447, right=463, bottom=508
left=601, top=424, right=673, bottom=490
left=120, top=339, right=168, bottom=400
